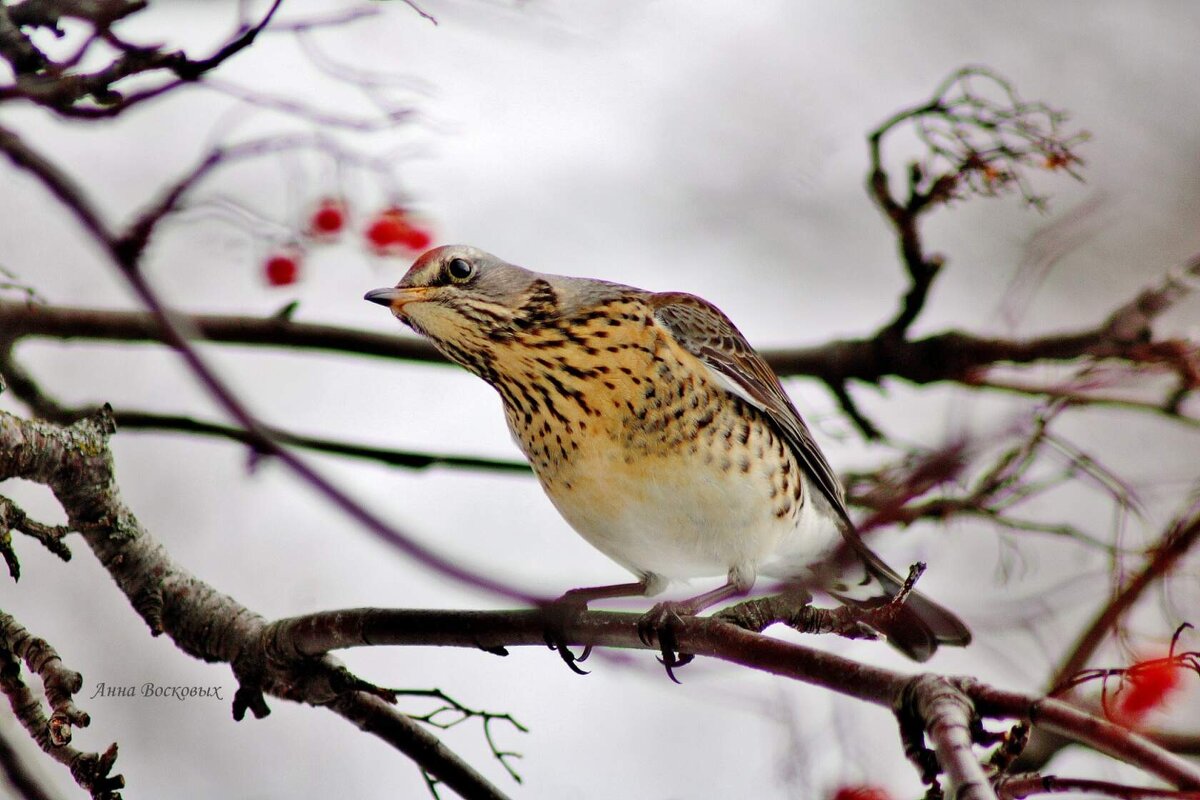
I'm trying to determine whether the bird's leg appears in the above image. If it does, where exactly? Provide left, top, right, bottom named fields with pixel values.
left=557, top=580, right=659, bottom=607
left=638, top=567, right=755, bottom=683
left=541, top=576, right=664, bottom=675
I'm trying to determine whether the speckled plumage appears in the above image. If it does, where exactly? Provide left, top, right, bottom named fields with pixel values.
left=366, top=245, right=970, bottom=660
left=489, top=292, right=821, bottom=585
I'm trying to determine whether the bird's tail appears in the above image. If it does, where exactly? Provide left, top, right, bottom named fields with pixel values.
left=828, top=544, right=971, bottom=662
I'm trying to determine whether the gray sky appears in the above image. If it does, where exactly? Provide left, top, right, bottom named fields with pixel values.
left=2, top=1, right=1199, bottom=798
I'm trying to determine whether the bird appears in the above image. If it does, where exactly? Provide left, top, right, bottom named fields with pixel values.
left=365, top=245, right=970, bottom=668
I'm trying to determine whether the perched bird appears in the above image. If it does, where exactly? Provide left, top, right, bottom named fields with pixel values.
left=366, top=245, right=970, bottom=664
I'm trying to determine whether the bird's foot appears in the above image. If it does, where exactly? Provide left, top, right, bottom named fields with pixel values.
left=715, top=587, right=814, bottom=633
left=539, top=595, right=593, bottom=676
left=637, top=602, right=695, bottom=684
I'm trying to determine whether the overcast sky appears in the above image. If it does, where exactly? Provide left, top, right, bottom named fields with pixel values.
left=3, top=2, right=1200, bottom=798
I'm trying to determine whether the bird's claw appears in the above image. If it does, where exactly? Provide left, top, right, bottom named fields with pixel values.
left=638, top=601, right=694, bottom=683
left=541, top=598, right=592, bottom=675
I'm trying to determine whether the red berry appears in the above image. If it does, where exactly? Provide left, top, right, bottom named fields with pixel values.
left=831, top=787, right=892, bottom=800
left=310, top=199, right=346, bottom=236
left=399, top=224, right=432, bottom=250
left=264, top=252, right=300, bottom=286
left=366, top=217, right=408, bottom=252
left=365, top=207, right=434, bottom=255
left=1113, top=655, right=1183, bottom=726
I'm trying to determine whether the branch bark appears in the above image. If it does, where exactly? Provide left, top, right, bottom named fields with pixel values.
left=265, top=607, right=1200, bottom=794
left=0, top=408, right=511, bottom=800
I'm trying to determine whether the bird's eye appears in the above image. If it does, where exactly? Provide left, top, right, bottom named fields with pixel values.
left=446, top=258, right=475, bottom=282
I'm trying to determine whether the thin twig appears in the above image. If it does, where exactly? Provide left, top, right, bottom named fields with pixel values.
left=1050, top=498, right=1200, bottom=692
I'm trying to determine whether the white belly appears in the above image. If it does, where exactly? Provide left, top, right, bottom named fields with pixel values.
left=539, top=453, right=841, bottom=584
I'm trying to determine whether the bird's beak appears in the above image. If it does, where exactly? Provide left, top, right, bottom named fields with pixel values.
left=364, top=286, right=427, bottom=312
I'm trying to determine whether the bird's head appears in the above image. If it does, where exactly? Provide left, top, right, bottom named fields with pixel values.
left=365, top=245, right=563, bottom=362
left=366, top=245, right=641, bottom=375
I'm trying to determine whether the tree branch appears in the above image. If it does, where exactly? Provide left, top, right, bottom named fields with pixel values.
left=0, top=611, right=122, bottom=799
left=0, top=1, right=284, bottom=118
left=0, top=406, right=1046, bottom=798
left=1010, top=500, right=1200, bottom=772
left=262, top=606, right=1200, bottom=792
left=996, top=774, right=1200, bottom=799
left=330, top=693, right=510, bottom=800
left=0, top=252, right=1193, bottom=388
left=0, top=408, right=511, bottom=800
left=866, top=67, right=1087, bottom=339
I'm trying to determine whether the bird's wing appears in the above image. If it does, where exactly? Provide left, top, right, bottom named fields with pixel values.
left=648, top=291, right=852, bottom=528
left=649, top=292, right=971, bottom=659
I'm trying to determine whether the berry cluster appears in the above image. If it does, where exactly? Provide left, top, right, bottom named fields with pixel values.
left=263, top=198, right=434, bottom=287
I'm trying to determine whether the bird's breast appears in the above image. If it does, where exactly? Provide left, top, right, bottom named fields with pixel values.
left=490, top=306, right=811, bottom=578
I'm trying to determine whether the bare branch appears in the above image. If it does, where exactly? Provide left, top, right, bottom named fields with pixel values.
left=0, top=1, right=284, bottom=118
left=867, top=67, right=1087, bottom=339
left=201, top=77, right=415, bottom=131
left=825, top=379, right=884, bottom=441
left=396, top=0, right=438, bottom=26
left=265, top=606, right=1200, bottom=790
left=996, top=774, right=1200, bottom=799
left=0, top=408, right=511, bottom=799
left=331, top=693, right=511, bottom=800
left=2, top=248, right=1195, bottom=390
left=898, top=674, right=996, bottom=800
left=397, top=688, right=528, bottom=785
left=0, top=612, right=123, bottom=799
left=0, top=495, right=73, bottom=580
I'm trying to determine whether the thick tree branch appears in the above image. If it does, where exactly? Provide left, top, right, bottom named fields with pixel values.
left=0, top=409, right=511, bottom=800
left=900, top=674, right=994, bottom=800
left=263, top=606, right=1200, bottom=792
